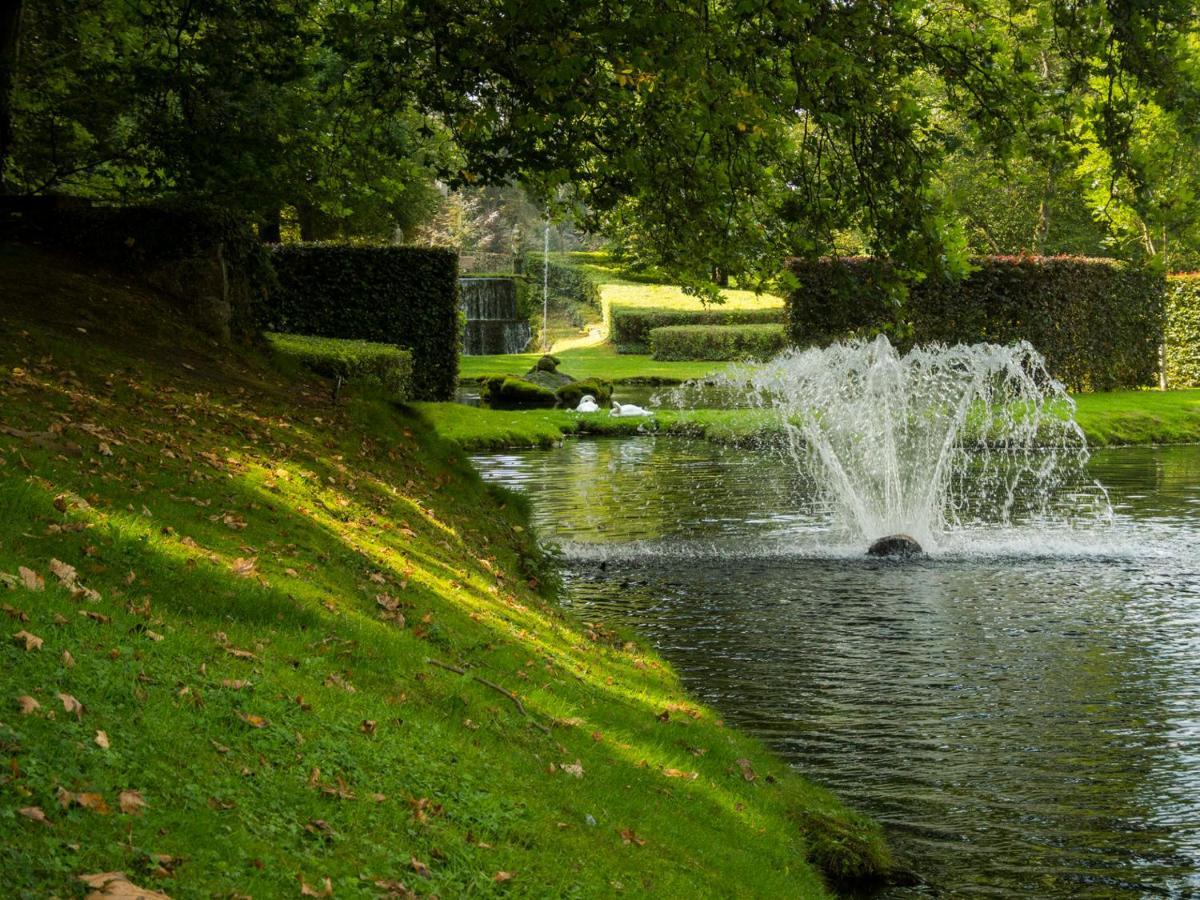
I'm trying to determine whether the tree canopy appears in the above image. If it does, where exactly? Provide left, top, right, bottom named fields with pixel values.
left=3, top=0, right=1198, bottom=283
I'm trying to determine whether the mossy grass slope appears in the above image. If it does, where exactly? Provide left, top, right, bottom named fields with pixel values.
left=0, top=245, right=889, bottom=897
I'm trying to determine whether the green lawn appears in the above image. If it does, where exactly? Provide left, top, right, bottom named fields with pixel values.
left=1073, top=388, right=1200, bottom=445
left=420, top=388, right=1200, bottom=451
left=459, top=344, right=735, bottom=383
left=0, top=245, right=890, bottom=898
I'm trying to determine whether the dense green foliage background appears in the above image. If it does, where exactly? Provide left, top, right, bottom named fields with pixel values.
left=611, top=307, right=785, bottom=353
left=4, top=1, right=1199, bottom=291
left=264, top=245, right=460, bottom=400
left=787, top=257, right=1165, bottom=390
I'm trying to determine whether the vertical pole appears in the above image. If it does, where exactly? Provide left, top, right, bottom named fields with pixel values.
left=542, top=213, right=550, bottom=351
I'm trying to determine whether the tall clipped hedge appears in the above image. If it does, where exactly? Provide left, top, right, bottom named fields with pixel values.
left=264, top=245, right=460, bottom=400
left=525, top=254, right=602, bottom=312
left=611, top=306, right=784, bottom=352
left=787, top=256, right=1165, bottom=391
left=1165, top=275, right=1200, bottom=387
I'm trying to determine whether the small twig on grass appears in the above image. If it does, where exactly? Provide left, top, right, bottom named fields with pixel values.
left=425, top=658, right=552, bottom=735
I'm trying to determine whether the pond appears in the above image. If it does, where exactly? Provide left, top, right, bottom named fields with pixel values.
left=472, top=437, right=1200, bottom=897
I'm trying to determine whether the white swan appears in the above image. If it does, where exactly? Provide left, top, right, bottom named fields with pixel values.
left=574, top=394, right=600, bottom=413
left=610, top=401, right=653, bottom=417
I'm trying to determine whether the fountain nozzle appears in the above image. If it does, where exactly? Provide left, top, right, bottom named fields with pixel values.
left=867, top=534, right=923, bottom=558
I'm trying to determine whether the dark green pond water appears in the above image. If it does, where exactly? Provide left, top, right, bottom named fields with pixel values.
left=472, top=438, right=1200, bottom=898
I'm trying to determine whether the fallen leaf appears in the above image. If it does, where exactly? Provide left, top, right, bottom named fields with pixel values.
left=118, top=790, right=145, bottom=815
left=619, top=828, right=647, bottom=846
left=145, top=630, right=164, bottom=642
left=360, top=719, right=376, bottom=736
left=62, top=650, right=75, bottom=668
left=299, top=875, right=334, bottom=898
left=221, top=680, right=250, bottom=690
left=19, top=806, right=49, bottom=825
left=735, top=758, right=757, bottom=782
left=58, top=692, right=83, bottom=719
left=78, top=871, right=172, bottom=900
left=410, top=856, right=431, bottom=878
left=237, top=712, right=268, bottom=728
left=230, top=557, right=257, bottom=578
left=12, top=630, right=43, bottom=651
left=560, top=760, right=584, bottom=778
left=662, top=768, right=698, bottom=781
left=49, top=558, right=77, bottom=585
left=94, top=730, right=110, bottom=749
left=225, top=647, right=257, bottom=660
left=79, top=610, right=110, bottom=623
left=493, top=871, right=514, bottom=883
left=16, top=695, right=40, bottom=714
left=18, top=567, right=43, bottom=591
left=60, top=791, right=110, bottom=814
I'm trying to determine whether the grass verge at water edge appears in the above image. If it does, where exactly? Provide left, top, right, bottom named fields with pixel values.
left=0, top=245, right=891, bottom=897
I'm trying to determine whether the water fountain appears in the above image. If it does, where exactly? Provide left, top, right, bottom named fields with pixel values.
left=459, top=277, right=531, bottom=355
left=713, top=335, right=1110, bottom=554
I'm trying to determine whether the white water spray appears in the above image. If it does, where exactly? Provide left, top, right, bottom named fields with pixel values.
left=714, top=336, right=1110, bottom=551
left=541, top=215, right=551, bottom=351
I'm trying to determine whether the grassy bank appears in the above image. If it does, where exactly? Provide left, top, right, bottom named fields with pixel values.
left=0, top=245, right=890, bottom=897
left=459, top=344, right=733, bottom=384
left=420, top=389, right=1200, bottom=451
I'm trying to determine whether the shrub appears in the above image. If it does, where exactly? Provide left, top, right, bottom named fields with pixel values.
left=266, top=333, right=413, bottom=400
left=786, top=256, right=1165, bottom=391
left=649, top=324, right=787, bottom=361
left=610, top=306, right=785, bottom=353
left=1166, top=275, right=1200, bottom=388
left=555, top=378, right=614, bottom=408
left=479, top=376, right=558, bottom=409
left=264, top=245, right=459, bottom=400
left=5, top=200, right=273, bottom=341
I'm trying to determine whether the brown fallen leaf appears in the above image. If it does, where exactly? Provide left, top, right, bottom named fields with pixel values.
left=373, top=880, right=415, bottom=898
left=19, top=806, right=49, bottom=825
left=58, top=692, right=83, bottom=720
left=62, top=649, right=75, bottom=668
left=59, top=790, right=110, bottom=814
left=493, top=871, right=514, bottom=883
left=560, top=760, right=584, bottom=778
left=12, top=629, right=43, bottom=651
left=225, top=647, right=257, bottom=661
left=410, top=856, right=431, bottom=878
left=237, top=712, right=268, bottom=728
left=230, top=557, right=257, bottom=578
left=221, top=679, right=250, bottom=690
left=78, top=871, right=172, bottom=900
left=18, top=567, right=43, bottom=592
left=662, top=768, right=698, bottom=781
left=619, top=828, right=647, bottom=846
left=16, top=695, right=40, bottom=714
left=360, top=719, right=376, bottom=736
left=735, top=758, right=757, bottom=782
left=94, top=730, right=110, bottom=749
left=299, top=875, right=333, bottom=897
left=118, top=789, right=145, bottom=815
left=145, top=630, right=164, bottom=642
left=49, top=558, right=77, bottom=585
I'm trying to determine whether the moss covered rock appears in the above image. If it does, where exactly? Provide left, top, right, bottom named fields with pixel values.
left=480, top=375, right=558, bottom=408
left=556, top=378, right=614, bottom=408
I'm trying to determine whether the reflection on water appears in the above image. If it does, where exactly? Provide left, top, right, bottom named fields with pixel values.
left=472, top=438, right=1200, bottom=897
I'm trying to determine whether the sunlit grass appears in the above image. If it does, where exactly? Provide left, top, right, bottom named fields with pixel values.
left=0, top=260, right=888, bottom=897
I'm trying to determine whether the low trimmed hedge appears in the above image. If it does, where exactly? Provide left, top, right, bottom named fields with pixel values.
left=1166, top=275, right=1200, bottom=387
left=787, top=256, right=1165, bottom=391
left=649, top=324, right=787, bottom=361
left=611, top=306, right=785, bottom=353
left=267, top=333, right=413, bottom=400
left=264, top=245, right=459, bottom=400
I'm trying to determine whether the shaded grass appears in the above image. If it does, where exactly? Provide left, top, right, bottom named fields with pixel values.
left=0, top=246, right=889, bottom=897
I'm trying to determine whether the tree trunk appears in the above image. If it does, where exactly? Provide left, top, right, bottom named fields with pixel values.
left=0, top=0, right=25, bottom=194
left=297, top=203, right=336, bottom=242
left=259, top=207, right=281, bottom=243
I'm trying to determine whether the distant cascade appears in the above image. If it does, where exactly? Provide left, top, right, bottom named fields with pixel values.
left=459, top=277, right=531, bottom=355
